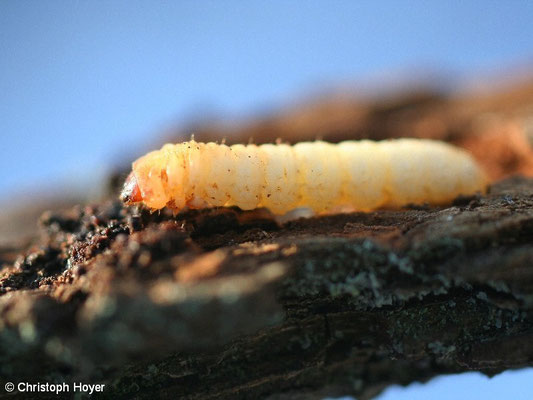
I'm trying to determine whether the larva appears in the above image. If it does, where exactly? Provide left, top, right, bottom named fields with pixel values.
left=121, top=139, right=488, bottom=215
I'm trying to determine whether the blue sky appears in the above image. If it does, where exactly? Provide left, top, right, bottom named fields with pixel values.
left=376, top=369, right=533, bottom=400
left=1, top=1, right=533, bottom=397
left=1, top=1, right=532, bottom=199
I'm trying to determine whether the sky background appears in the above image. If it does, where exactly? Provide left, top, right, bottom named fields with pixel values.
left=1, top=1, right=533, bottom=397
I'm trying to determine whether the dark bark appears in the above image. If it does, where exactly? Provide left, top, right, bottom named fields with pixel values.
left=1, top=177, right=533, bottom=399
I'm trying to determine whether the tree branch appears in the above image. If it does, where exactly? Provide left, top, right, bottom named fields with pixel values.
left=1, top=177, right=533, bottom=399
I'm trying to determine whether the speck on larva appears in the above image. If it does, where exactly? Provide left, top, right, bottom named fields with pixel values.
left=121, top=139, right=488, bottom=215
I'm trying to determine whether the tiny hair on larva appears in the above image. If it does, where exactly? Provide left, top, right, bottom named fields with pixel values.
left=121, top=139, right=488, bottom=215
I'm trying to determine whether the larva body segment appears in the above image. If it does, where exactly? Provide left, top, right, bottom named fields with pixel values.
left=122, top=139, right=488, bottom=215
left=293, top=142, right=344, bottom=212
left=226, top=144, right=264, bottom=210
left=260, top=143, right=300, bottom=214
left=337, top=141, right=389, bottom=210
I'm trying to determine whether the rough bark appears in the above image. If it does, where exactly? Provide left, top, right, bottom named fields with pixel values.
left=1, top=176, right=533, bottom=399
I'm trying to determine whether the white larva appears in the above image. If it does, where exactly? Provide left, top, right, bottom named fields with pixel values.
left=121, top=139, right=488, bottom=215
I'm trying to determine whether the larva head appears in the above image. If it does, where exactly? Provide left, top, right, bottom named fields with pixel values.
left=121, top=144, right=189, bottom=211
left=120, top=172, right=143, bottom=204
left=120, top=150, right=169, bottom=210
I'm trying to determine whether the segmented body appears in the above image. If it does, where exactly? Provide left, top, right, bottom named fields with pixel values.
left=121, top=139, right=487, bottom=215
